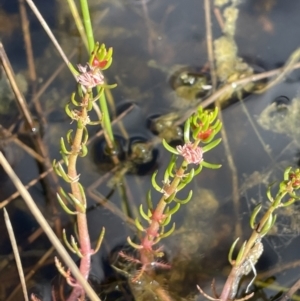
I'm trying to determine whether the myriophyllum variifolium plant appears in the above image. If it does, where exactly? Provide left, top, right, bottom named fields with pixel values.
left=197, top=167, right=300, bottom=301
left=52, top=43, right=115, bottom=301
left=121, top=106, right=222, bottom=282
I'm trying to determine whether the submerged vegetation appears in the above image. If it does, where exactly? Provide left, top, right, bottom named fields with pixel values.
left=1, top=0, right=300, bottom=301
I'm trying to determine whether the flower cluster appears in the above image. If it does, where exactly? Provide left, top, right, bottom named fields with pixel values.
left=76, top=64, right=104, bottom=89
left=176, top=142, right=203, bottom=164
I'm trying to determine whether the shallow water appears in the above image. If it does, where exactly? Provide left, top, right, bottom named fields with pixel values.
left=1, top=0, right=300, bottom=300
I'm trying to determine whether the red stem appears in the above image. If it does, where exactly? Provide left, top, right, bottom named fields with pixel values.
left=66, top=105, right=92, bottom=301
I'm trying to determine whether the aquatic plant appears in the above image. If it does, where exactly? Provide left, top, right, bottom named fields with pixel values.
left=198, top=167, right=300, bottom=301
left=123, top=107, right=222, bottom=284
left=52, top=43, right=114, bottom=300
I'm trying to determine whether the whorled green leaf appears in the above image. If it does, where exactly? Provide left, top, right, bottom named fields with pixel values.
left=135, top=218, right=145, bottom=232
left=88, top=121, right=101, bottom=125
left=177, top=169, right=195, bottom=191
left=78, top=182, right=87, bottom=207
left=194, top=164, right=203, bottom=176
left=60, top=137, right=72, bottom=155
left=71, top=92, right=81, bottom=107
left=284, top=167, right=292, bottom=181
left=53, top=161, right=72, bottom=183
left=266, top=184, right=274, bottom=203
left=66, top=129, right=73, bottom=145
left=65, top=103, right=74, bottom=119
left=164, top=169, right=170, bottom=187
left=250, top=203, right=262, bottom=229
left=183, top=116, right=191, bottom=143
left=162, top=139, right=179, bottom=155
left=70, top=235, right=83, bottom=258
left=164, top=191, right=175, bottom=204
left=79, top=143, right=88, bottom=157
left=202, top=138, right=222, bottom=153
left=68, top=193, right=86, bottom=213
left=146, top=190, right=153, bottom=211
left=214, top=120, right=223, bottom=134
left=158, top=222, right=176, bottom=239
left=201, top=161, right=222, bottom=169
left=167, top=155, right=176, bottom=177
left=60, top=152, right=69, bottom=167
left=165, top=202, right=181, bottom=217
left=127, top=237, right=143, bottom=249
left=228, top=237, right=239, bottom=265
left=56, top=193, right=77, bottom=215
left=62, top=229, right=76, bottom=254
left=260, top=213, right=274, bottom=236
left=151, top=170, right=162, bottom=192
left=287, top=192, right=300, bottom=200
left=281, top=197, right=297, bottom=207
left=82, top=127, right=89, bottom=144
left=101, top=57, right=113, bottom=70
left=87, top=97, right=93, bottom=111
left=209, top=107, right=219, bottom=124
left=139, top=204, right=151, bottom=222
left=235, top=241, right=247, bottom=265
left=93, top=227, right=105, bottom=254
left=161, top=213, right=172, bottom=226
left=174, top=190, right=193, bottom=204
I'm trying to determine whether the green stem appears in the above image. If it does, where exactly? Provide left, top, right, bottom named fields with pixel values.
left=79, top=0, right=94, bottom=52
left=99, top=91, right=115, bottom=146
left=79, top=0, right=115, bottom=149
left=66, top=0, right=88, bottom=50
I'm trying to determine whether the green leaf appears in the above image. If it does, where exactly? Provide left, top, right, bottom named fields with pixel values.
left=139, top=204, right=151, bottom=222
left=174, top=190, right=193, bottom=204
left=135, top=218, right=145, bottom=232
left=93, top=227, right=105, bottom=254
left=56, top=193, right=77, bottom=215
left=62, top=229, right=76, bottom=253
left=236, top=241, right=247, bottom=265
left=127, top=237, right=143, bottom=249
left=250, top=203, right=262, bottom=229
left=228, top=237, right=239, bottom=265
left=151, top=170, right=162, bottom=192
left=201, top=161, right=222, bottom=169
left=183, top=117, right=191, bottom=143
left=162, top=139, right=179, bottom=155
left=165, top=202, right=181, bottom=216
left=146, top=190, right=153, bottom=211
left=202, top=138, right=222, bottom=153
left=159, top=222, right=176, bottom=239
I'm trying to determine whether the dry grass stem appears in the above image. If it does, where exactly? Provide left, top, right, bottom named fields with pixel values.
left=4, top=208, right=29, bottom=301
left=174, top=61, right=300, bottom=126
left=0, top=43, right=36, bottom=129
left=25, top=0, right=74, bottom=74
left=204, top=0, right=217, bottom=90
left=19, top=0, right=37, bottom=83
left=278, top=278, right=300, bottom=301
left=215, top=103, right=242, bottom=238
